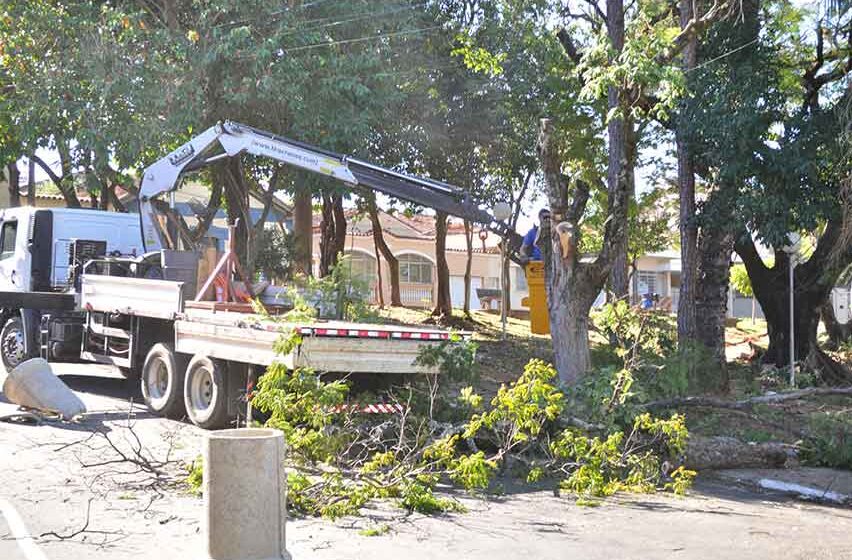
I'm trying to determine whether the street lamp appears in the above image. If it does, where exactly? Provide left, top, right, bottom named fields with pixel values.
left=782, top=232, right=801, bottom=387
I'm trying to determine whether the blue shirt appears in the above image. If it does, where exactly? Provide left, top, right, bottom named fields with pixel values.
left=523, top=226, right=542, bottom=260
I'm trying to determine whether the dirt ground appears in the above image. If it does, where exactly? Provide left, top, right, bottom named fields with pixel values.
left=1, top=364, right=851, bottom=560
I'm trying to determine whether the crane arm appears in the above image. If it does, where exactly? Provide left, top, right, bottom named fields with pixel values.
left=138, top=121, right=524, bottom=260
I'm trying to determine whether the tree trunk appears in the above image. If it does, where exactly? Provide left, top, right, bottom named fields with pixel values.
left=432, top=211, right=452, bottom=318
left=26, top=158, right=35, bottom=207
left=6, top=163, right=20, bottom=207
left=694, top=228, right=735, bottom=391
left=541, top=211, right=601, bottom=384
left=539, top=118, right=626, bottom=385
left=292, top=188, right=313, bottom=276
left=372, top=228, right=384, bottom=308
left=222, top=159, right=251, bottom=268
left=676, top=0, right=699, bottom=346
left=463, top=219, right=473, bottom=317
left=736, top=232, right=852, bottom=385
left=319, top=193, right=347, bottom=277
left=605, top=0, right=632, bottom=303
left=55, top=138, right=81, bottom=208
left=367, top=196, right=401, bottom=306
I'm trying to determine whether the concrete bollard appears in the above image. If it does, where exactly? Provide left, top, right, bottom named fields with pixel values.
left=203, top=428, right=290, bottom=560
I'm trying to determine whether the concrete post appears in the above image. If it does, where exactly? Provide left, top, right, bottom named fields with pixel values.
left=203, top=428, right=290, bottom=560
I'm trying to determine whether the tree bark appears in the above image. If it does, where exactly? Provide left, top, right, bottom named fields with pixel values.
left=676, top=0, right=699, bottom=345
left=463, top=219, right=473, bottom=317
left=694, top=227, right=735, bottom=390
left=539, top=118, right=626, bottom=384
left=736, top=226, right=852, bottom=385
left=605, top=0, right=633, bottom=303
left=319, top=192, right=347, bottom=278
left=372, top=227, right=384, bottom=308
left=432, top=211, right=452, bottom=318
left=292, top=187, right=313, bottom=276
left=367, top=196, right=401, bottom=306
left=26, top=158, right=35, bottom=207
left=6, top=163, right=20, bottom=207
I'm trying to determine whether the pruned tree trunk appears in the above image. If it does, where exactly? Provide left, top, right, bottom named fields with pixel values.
left=539, top=117, right=627, bottom=385
left=6, top=163, right=20, bottom=207
left=432, top=211, right=452, bottom=318
left=319, top=192, right=347, bottom=278
left=292, top=188, right=313, bottom=276
left=367, top=195, right=401, bottom=306
left=463, top=219, right=473, bottom=317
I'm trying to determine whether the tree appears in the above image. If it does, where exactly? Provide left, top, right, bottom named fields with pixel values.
left=682, top=0, right=852, bottom=383
left=365, top=195, right=402, bottom=306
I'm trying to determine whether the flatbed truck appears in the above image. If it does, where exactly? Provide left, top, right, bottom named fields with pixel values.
left=0, top=121, right=523, bottom=428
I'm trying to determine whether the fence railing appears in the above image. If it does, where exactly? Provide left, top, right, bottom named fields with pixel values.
left=400, top=283, right=434, bottom=308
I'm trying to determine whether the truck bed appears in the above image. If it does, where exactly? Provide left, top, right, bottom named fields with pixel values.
left=80, top=275, right=459, bottom=374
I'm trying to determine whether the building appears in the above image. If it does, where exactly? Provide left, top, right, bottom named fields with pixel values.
left=308, top=211, right=691, bottom=314
left=311, top=210, right=510, bottom=309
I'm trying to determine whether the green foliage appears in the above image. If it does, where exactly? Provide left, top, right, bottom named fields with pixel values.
left=185, top=456, right=203, bottom=496
left=252, top=364, right=350, bottom=463
left=359, top=524, right=391, bottom=537
left=414, top=334, right=479, bottom=384
left=800, top=412, right=852, bottom=469
left=729, top=264, right=754, bottom=298
left=399, top=482, right=466, bottom=515
left=552, top=413, right=691, bottom=501
left=254, top=228, right=295, bottom=283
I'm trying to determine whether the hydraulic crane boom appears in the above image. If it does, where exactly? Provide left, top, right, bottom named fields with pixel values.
left=138, top=121, right=524, bottom=260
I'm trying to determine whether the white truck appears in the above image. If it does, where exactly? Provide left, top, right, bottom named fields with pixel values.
left=0, top=121, right=523, bottom=429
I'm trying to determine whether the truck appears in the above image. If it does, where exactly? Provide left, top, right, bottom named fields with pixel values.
left=0, top=121, right=524, bottom=429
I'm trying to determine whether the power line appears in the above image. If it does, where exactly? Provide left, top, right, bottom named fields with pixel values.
left=685, top=37, right=762, bottom=74
left=283, top=24, right=443, bottom=54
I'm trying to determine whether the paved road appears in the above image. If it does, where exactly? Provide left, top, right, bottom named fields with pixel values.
left=1, top=364, right=851, bottom=560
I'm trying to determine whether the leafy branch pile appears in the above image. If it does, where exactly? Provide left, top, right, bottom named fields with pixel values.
left=248, top=312, right=695, bottom=518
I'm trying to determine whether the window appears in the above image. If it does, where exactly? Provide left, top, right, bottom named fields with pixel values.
left=344, top=251, right=377, bottom=284
left=0, top=221, right=17, bottom=260
left=398, top=253, right=433, bottom=284
left=637, top=271, right=658, bottom=296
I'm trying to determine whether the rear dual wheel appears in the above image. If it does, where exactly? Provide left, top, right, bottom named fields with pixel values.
left=183, top=355, right=230, bottom=430
left=140, top=344, right=232, bottom=430
left=141, top=343, right=187, bottom=418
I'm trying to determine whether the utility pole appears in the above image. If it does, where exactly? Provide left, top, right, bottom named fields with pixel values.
left=784, top=232, right=800, bottom=387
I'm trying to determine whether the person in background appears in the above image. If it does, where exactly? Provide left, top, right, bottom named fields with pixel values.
left=520, top=208, right=551, bottom=263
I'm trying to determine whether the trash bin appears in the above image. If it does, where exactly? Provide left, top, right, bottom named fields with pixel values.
left=521, top=261, right=549, bottom=335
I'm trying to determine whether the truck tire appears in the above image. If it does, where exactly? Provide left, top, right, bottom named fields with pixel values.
left=141, top=343, right=187, bottom=418
left=1, top=316, right=30, bottom=371
left=184, top=355, right=230, bottom=429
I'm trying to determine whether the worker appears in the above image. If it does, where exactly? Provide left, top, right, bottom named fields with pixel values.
left=520, top=208, right=551, bottom=263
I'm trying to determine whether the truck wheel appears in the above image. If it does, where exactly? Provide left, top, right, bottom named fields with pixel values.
left=141, top=343, right=187, bottom=418
left=1, top=316, right=30, bottom=371
left=184, top=355, right=230, bottom=429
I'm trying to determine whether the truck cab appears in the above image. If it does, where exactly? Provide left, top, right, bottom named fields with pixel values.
left=0, top=207, right=144, bottom=369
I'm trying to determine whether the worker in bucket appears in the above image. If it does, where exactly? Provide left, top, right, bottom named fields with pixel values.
left=520, top=208, right=551, bottom=263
